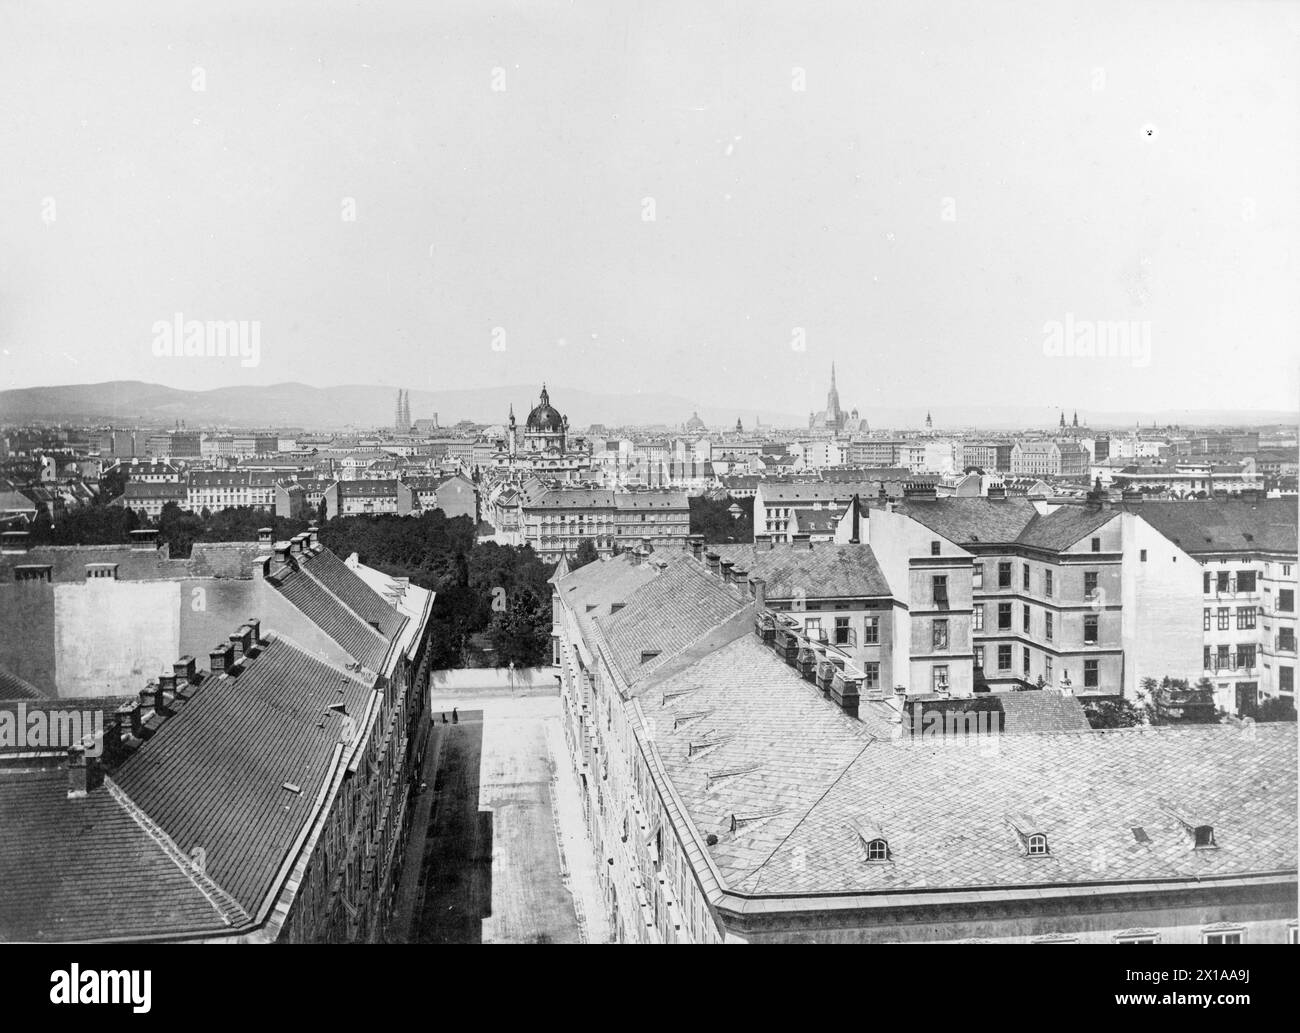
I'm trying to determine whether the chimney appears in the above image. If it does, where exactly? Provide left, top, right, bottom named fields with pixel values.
left=307, top=522, right=320, bottom=547
left=257, top=527, right=274, bottom=545
left=139, top=684, right=156, bottom=711
left=246, top=617, right=262, bottom=647
left=129, top=528, right=159, bottom=551
left=792, top=533, right=813, bottom=550
left=850, top=493, right=862, bottom=544
left=751, top=577, right=766, bottom=610
left=1, top=530, right=30, bottom=554
left=753, top=534, right=770, bottom=549
left=690, top=537, right=705, bottom=560
left=117, top=699, right=144, bottom=739
left=156, top=673, right=176, bottom=713
left=640, top=537, right=653, bottom=555
left=705, top=550, right=721, bottom=576
left=209, top=642, right=235, bottom=673
left=67, top=741, right=103, bottom=799
left=730, top=565, right=748, bottom=584
left=290, top=534, right=307, bottom=555
left=719, top=559, right=735, bottom=583
left=173, top=655, right=197, bottom=684
left=986, top=484, right=1007, bottom=500
left=229, top=625, right=253, bottom=657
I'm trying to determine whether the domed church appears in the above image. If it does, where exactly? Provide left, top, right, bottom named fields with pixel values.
left=496, top=384, right=592, bottom=481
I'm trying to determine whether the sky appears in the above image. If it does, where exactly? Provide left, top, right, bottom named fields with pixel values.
left=1, top=0, right=1297, bottom=419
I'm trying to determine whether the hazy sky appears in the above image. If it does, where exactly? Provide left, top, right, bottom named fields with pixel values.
left=2, top=0, right=1297, bottom=418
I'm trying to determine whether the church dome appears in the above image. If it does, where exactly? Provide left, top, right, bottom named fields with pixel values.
left=685, top=411, right=707, bottom=432
left=526, top=385, right=565, bottom=433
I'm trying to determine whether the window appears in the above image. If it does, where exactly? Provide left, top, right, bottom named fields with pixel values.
left=863, top=662, right=880, bottom=692
left=1023, top=605, right=1031, bottom=633
left=1045, top=612, right=1053, bottom=640
left=1217, top=607, right=1229, bottom=631
left=1084, top=571, right=1098, bottom=598
left=974, top=646, right=984, bottom=668
left=866, top=838, right=889, bottom=862
left=1114, top=932, right=1159, bottom=944
left=1281, top=667, right=1294, bottom=693
left=1084, top=659, right=1098, bottom=687
left=1280, top=589, right=1294, bottom=612
left=1090, top=537, right=1101, bottom=552
left=932, top=665, right=949, bottom=692
left=1203, top=608, right=1211, bottom=631
left=1044, top=570, right=1053, bottom=597
left=932, top=575, right=948, bottom=607
left=1023, top=564, right=1030, bottom=591
left=1203, top=646, right=1212, bottom=670
left=1216, top=645, right=1230, bottom=670
left=972, top=563, right=983, bottom=589
left=804, top=617, right=822, bottom=639
left=930, top=540, right=940, bottom=556
left=973, top=604, right=984, bottom=631
left=1027, top=834, right=1048, bottom=856
left=1044, top=656, right=1053, bottom=683
left=1217, top=571, right=1230, bottom=593
left=998, top=644, right=1012, bottom=670
left=998, top=602, right=1011, bottom=630
left=1140, top=549, right=1147, bottom=562
left=835, top=616, right=852, bottom=645
left=863, top=617, right=879, bottom=644
left=1193, top=825, right=1216, bottom=849
left=1023, top=647, right=1031, bottom=675
left=1237, top=607, right=1256, bottom=629
left=1237, top=571, right=1256, bottom=593
left=1202, top=929, right=1243, bottom=945
left=1084, top=614, right=1098, bottom=643
left=1203, top=571, right=1211, bottom=594
left=1281, top=628, right=1297, bottom=652
left=998, top=561, right=1011, bottom=588
left=932, top=619, right=949, bottom=650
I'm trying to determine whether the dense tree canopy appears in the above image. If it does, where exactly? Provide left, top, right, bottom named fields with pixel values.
left=689, top=495, right=754, bottom=543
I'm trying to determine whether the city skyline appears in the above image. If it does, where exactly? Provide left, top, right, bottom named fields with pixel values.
left=2, top=0, right=1297, bottom=413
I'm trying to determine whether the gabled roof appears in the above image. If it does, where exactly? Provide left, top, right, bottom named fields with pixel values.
left=112, top=633, right=372, bottom=917
left=711, top=543, right=892, bottom=599
left=891, top=497, right=1040, bottom=545
left=1126, top=499, right=1297, bottom=556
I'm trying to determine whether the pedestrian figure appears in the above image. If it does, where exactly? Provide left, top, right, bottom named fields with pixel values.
left=442, top=712, right=447, bottom=724
left=452, top=707, right=459, bottom=724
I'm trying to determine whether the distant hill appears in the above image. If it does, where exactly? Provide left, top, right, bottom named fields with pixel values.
left=0, top=381, right=1293, bottom=432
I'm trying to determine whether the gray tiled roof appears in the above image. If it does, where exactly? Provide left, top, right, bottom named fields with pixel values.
left=1126, top=499, right=1297, bottom=556
left=711, top=543, right=892, bottom=599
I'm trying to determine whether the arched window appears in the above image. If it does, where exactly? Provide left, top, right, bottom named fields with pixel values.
left=866, top=838, right=889, bottom=862
left=1027, top=833, right=1048, bottom=856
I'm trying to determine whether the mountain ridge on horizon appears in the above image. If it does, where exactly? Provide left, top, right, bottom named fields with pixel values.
left=0, top=380, right=1294, bottom=433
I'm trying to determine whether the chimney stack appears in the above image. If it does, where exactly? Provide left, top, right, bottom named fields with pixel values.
left=156, top=674, right=176, bottom=714
left=129, top=528, right=159, bottom=551
left=117, top=699, right=144, bottom=739
left=792, top=532, right=813, bottom=550
left=719, top=559, right=735, bottom=583
left=307, top=522, right=320, bottom=547
left=67, top=741, right=103, bottom=799
left=229, top=625, right=253, bottom=657
left=210, top=642, right=235, bottom=673
left=705, top=550, right=721, bottom=576
left=257, top=527, right=274, bottom=545
left=173, top=655, right=197, bottom=684
left=0, top=530, right=30, bottom=554
left=246, top=618, right=262, bottom=647
left=751, top=577, right=766, bottom=610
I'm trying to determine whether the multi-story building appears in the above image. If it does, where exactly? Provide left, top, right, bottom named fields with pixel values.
left=521, top=488, right=690, bottom=563
left=957, top=441, right=1013, bottom=472
left=551, top=548, right=1295, bottom=943
left=875, top=493, right=1203, bottom=698
left=1131, top=499, right=1297, bottom=715
left=188, top=470, right=279, bottom=513
left=1112, top=459, right=1264, bottom=498
left=325, top=479, right=417, bottom=518
left=1010, top=440, right=1089, bottom=478
left=116, top=480, right=188, bottom=518
left=0, top=527, right=435, bottom=943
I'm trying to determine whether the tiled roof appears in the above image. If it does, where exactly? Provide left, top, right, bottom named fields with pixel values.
left=0, top=767, right=241, bottom=941
left=271, top=567, right=392, bottom=671
left=299, top=547, right=405, bottom=640
left=0, top=666, right=43, bottom=700
left=891, top=497, right=1040, bottom=546
left=613, top=492, right=689, bottom=510
left=338, top=480, right=398, bottom=497
left=186, top=542, right=267, bottom=578
left=0, top=696, right=135, bottom=754
left=112, top=634, right=372, bottom=914
left=1126, top=499, right=1297, bottom=556
left=1016, top=507, right=1118, bottom=551
left=711, top=543, right=892, bottom=599
left=0, top=544, right=188, bottom=582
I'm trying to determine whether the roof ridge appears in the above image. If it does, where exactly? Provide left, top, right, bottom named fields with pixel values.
left=104, top=776, right=253, bottom=930
left=295, top=558, right=390, bottom=644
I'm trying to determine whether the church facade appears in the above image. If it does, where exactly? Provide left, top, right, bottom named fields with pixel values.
left=809, top=363, right=867, bottom=434
left=492, top=384, right=592, bottom=481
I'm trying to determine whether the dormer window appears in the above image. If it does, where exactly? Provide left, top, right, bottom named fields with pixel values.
left=1007, top=813, right=1049, bottom=856
left=1027, top=834, right=1049, bottom=856
left=1193, top=824, right=1216, bottom=849
left=866, top=838, right=889, bottom=862
left=849, top=818, right=890, bottom=863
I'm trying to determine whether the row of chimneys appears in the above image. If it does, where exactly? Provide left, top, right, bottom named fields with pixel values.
left=752, top=609, right=861, bottom=719
left=68, top=619, right=264, bottom=798
left=1, top=527, right=160, bottom=556
left=683, top=537, right=769, bottom=608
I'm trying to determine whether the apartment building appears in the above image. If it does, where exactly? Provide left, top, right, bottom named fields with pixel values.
left=753, top=476, right=938, bottom=543
left=1112, top=459, right=1264, bottom=498
left=521, top=488, right=690, bottom=562
left=957, top=441, right=1013, bottom=472
left=324, top=479, right=417, bottom=519
left=188, top=470, right=279, bottom=512
left=874, top=495, right=1202, bottom=698
left=1010, top=440, right=1089, bottom=478
left=550, top=549, right=1295, bottom=944
left=1132, top=499, right=1297, bottom=715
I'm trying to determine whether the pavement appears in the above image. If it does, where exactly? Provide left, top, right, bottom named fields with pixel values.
left=393, top=683, right=609, bottom=944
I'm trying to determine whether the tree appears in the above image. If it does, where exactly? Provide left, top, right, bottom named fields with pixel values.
left=572, top=538, right=600, bottom=569
left=690, top=495, right=753, bottom=543
left=1257, top=697, right=1297, bottom=723
left=1083, top=698, right=1148, bottom=729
